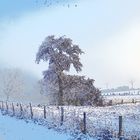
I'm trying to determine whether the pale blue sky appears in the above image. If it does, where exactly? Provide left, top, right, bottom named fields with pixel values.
left=0, top=0, right=140, bottom=89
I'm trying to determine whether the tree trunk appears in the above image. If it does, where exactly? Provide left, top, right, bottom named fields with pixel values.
left=58, top=75, right=63, bottom=106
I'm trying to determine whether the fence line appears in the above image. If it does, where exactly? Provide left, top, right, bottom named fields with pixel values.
left=0, top=101, right=139, bottom=140
left=105, top=98, right=140, bottom=106
left=102, top=90, right=140, bottom=96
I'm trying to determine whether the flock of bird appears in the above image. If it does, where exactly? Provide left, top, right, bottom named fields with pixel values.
left=36, top=0, right=78, bottom=8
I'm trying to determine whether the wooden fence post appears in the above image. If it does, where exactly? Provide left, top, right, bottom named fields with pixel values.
left=60, top=107, right=64, bottom=126
left=109, top=100, right=113, bottom=106
left=132, top=99, right=135, bottom=103
left=20, top=103, right=23, bottom=117
left=119, top=116, right=123, bottom=140
left=12, top=103, right=15, bottom=116
left=29, top=103, right=33, bottom=119
left=83, top=112, right=86, bottom=134
left=44, top=105, right=46, bottom=119
left=6, top=101, right=8, bottom=112
left=0, top=103, right=1, bottom=110
left=2, top=101, right=4, bottom=111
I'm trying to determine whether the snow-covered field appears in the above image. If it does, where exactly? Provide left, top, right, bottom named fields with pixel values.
left=1, top=101, right=140, bottom=139
left=104, top=95, right=140, bottom=105
left=102, top=89, right=140, bottom=96
left=101, top=90, right=140, bottom=105
left=0, top=112, right=70, bottom=140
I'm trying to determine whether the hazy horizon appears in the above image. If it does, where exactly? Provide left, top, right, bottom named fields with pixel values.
left=0, top=0, right=140, bottom=89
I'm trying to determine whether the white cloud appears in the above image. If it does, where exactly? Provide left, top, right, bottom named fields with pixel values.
left=81, top=20, right=140, bottom=88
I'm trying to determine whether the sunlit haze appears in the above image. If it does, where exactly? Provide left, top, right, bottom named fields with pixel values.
left=0, top=0, right=140, bottom=89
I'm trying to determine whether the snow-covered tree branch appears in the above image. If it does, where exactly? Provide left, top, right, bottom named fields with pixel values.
left=36, top=35, right=102, bottom=106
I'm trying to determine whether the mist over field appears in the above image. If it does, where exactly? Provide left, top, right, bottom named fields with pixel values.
left=0, top=67, right=48, bottom=104
left=0, top=0, right=140, bottom=90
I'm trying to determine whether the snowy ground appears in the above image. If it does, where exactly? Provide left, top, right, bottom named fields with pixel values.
left=103, top=95, right=140, bottom=105
left=102, top=89, right=140, bottom=96
left=0, top=113, right=71, bottom=140
left=1, top=101, right=140, bottom=139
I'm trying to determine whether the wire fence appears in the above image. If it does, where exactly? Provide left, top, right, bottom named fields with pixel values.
left=104, top=98, right=140, bottom=106
left=0, top=101, right=140, bottom=140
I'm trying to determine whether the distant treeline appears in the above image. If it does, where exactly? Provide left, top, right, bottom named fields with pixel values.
left=102, top=86, right=140, bottom=93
